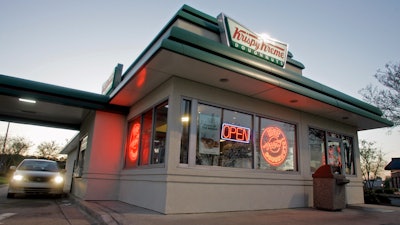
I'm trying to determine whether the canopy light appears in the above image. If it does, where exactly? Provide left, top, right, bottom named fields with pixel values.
left=19, top=98, right=36, bottom=104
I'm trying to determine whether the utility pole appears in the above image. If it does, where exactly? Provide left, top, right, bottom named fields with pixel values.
left=1, top=122, right=10, bottom=173
left=2, top=122, right=10, bottom=154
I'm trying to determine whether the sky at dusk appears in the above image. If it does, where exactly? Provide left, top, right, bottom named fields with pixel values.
left=0, top=0, right=399, bottom=164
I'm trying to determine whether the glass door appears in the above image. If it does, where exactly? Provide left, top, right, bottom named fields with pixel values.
left=326, top=137, right=343, bottom=173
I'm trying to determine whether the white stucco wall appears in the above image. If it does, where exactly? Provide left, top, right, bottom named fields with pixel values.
left=116, top=77, right=363, bottom=214
left=70, top=110, right=126, bottom=200
left=119, top=171, right=168, bottom=213
left=70, top=112, right=95, bottom=199
left=64, top=146, right=78, bottom=193
left=118, top=79, right=172, bottom=211
left=164, top=171, right=309, bottom=214
left=83, top=110, right=126, bottom=200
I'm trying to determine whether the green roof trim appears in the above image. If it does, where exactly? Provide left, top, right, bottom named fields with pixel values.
left=123, top=4, right=220, bottom=77
left=0, top=114, right=80, bottom=130
left=160, top=29, right=392, bottom=127
left=123, top=4, right=304, bottom=79
left=178, top=4, right=305, bottom=70
left=180, top=4, right=219, bottom=26
left=0, top=74, right=127, bottom=113
left=287, top=57, right=305, bottom=69
left=0, top=74, right=108, bottom=102
left=176, top=10, right=220, bottom=33
left=118, top=4, right=390, bottom=126
left=166, top=26, right=384, bottom=117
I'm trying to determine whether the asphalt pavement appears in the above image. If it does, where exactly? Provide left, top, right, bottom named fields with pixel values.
left=70, top=196, right=400, bottom=225
left=0, top=184, right=96, bottom=225
left=2, top=183, right=400, bottom=225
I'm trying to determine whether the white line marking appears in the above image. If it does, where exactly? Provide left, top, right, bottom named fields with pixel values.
left=0, top=213, right=17, bottom=224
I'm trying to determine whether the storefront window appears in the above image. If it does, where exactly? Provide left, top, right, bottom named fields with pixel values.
left=181, top=100, right=298, bottom=172
left=73, top=135, right=88, bottom=177
left=195, top=104, right=253, bottom=168
left=257, top=118, right=296, bottom=171
left=219, top=110, right=252, bottom=168
left=196, top=104, right=222, bottom=166
left=140, top=110, right=152, bottom=165
left=343, top=136, right=355, bottom=175
left=308, top=128, right=355, bottom=175
left=124, top=100, right=168, bottom=169
left=151, top=102, right=168, bottom=164
left=125, top=117, right=141, bottom=168
left=309, top=128, right=325, bottom=172
left=180, top=99, right=191, bottom=164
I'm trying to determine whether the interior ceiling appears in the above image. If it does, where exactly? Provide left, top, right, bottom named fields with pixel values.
left=111, top=49, right=384, bottom=131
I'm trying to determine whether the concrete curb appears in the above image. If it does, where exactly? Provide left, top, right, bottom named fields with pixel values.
left=65, top=195, right=400, bottom=225
left=68, top=195, right=120, bottom=225
left=347, top=203, right=400, bottom=212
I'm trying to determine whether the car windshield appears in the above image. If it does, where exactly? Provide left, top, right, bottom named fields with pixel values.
left=18, top=160, right=60, bottom=172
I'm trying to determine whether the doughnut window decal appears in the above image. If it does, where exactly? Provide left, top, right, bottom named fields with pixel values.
left=128, top=123, right=141, bottom=163
left=260, top=126, right=288, bottom=167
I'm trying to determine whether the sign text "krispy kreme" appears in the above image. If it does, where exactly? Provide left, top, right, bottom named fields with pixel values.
left=219, top=14, right=288, bottom=67
left=232, top=27, right=285, bottom=59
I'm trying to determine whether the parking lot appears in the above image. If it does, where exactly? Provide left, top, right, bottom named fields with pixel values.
left=0, top=184, right=96, bottom=225
left=2, top=183, right=400, bottom=225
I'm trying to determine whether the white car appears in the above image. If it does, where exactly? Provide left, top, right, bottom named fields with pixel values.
left=7, top=159, right=65, bottom=198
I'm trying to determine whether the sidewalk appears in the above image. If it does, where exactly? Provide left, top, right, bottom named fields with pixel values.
left=71, top=197, right=400, bottom=225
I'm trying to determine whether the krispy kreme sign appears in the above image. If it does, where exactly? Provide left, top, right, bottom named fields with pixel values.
left=218, top=14, right=288, bottom=67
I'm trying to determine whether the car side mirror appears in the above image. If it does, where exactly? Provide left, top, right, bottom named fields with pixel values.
left=9, top=166, right=16, bottom=171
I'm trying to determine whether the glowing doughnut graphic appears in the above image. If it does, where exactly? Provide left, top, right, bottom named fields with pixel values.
left=128, top=123, right=141, bottom=162
left=260, top=126, right=288, bottom=166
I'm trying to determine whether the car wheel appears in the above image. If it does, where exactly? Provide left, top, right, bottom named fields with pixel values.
left=7, top=193, right=15, bottom=198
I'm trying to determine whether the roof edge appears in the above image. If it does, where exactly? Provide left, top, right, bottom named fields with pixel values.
left=160, top=38, right=393, bottom=128
left=166, top=26, right=385, bottom=117
left=0, top=74, right=128, bottom=113
left=0, top=74, right=109, bottom=103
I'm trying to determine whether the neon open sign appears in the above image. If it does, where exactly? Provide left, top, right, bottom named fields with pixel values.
left=220, top=123, right=251, bottom=143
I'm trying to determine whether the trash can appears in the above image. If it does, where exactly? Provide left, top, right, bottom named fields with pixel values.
left=312, top=165, right=350, bottom=211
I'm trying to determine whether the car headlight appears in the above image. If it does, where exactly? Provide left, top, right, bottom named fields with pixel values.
left=54, top=175, right=64, bottom=184
left=12, top=174, right=24, bottom=181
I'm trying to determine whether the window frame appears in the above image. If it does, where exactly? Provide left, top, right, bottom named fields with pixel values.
left=308, top=126, right=356, bottom=176
left=73, top=134, right=88, bottom=177
left=124, top=100, right=168, bottom=169
left=256, top=116, right=298, bottom=172
left=179, top=98, right=299, bottom=173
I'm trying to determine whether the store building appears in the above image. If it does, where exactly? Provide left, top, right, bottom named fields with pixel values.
left=385, top=158, right=400, bottom=190
left=1, top=5, right=392, bottom=214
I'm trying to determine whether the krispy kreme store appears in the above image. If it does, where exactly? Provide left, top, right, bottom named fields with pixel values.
left=62, top=5, right=392, bottom=214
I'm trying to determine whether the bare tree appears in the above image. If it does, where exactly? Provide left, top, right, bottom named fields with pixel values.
left=1, top=136, right=32, bottom=155
left=9, top=137, right=31, bottom=155
left=359, top=140, right=386, bottom=190
left=359, top=62, right=400, bottom=126
left=0, top=135, right=32, bottom=174
left=36, top=140, right=61, bottom=159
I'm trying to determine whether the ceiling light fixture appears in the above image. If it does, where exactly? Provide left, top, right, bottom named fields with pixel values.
left=181, top=116, right=189, bottom=122
left=19, top=98, right=36, bottom=104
